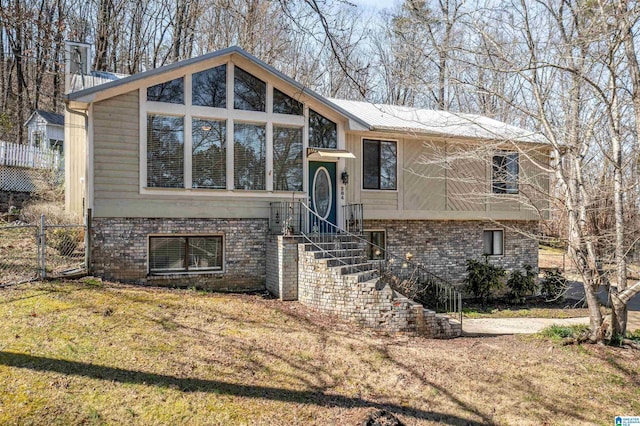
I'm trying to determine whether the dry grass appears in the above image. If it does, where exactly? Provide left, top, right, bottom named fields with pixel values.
left=0, top=281, right=638, bottom=425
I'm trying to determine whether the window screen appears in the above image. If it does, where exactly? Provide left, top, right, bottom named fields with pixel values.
left=273, top=88, right=303, bottom=115
left=147, top=114, right=184, bottom=188
left=483, top=230, right=504, bottom=255
left=234, top=67, right=266, bottom=112
left=234, top=122, right=266, bottom=190
left=192, top=118, right=226, bottom=189
left=192, top=65, right=226, bottom=108
left=273, top=126, right=303, bottom=191
left=149, top=236, right=223, bottom=273
left=147, top=77, right=184, bottom=104
left=308, top=109, right=337, bottom=149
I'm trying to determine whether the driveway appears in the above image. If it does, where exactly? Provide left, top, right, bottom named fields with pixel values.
left=463, top=311, right=640, bottom=336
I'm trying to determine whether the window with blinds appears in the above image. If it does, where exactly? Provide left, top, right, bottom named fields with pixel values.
left=192, top=65, right=226, bottom=108
left=149, top=236, right=223, bottom=273
left=147, top=77, right=184, bottom=104
left=483, top=230, right=504, bottom=255
left=273, top=88, right=303, bottom=115
left=192, top=118, right=226, bottom=189
left=309, top=109, right=337, bottom=149
left=273, top=126, right=303, bottom=191
left=147, top=115, right=184, bottom=188
left=234, top=123, right=266, bottom=190
left=234, top=67, right=266, bottom=112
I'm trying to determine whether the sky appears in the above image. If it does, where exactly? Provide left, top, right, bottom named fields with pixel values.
left=351, top=0, right=397, bottom=11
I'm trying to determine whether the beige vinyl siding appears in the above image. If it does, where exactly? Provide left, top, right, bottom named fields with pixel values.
left=345, top=131, right=548, bottom=221
left=64, top=108, right=87, bottom=216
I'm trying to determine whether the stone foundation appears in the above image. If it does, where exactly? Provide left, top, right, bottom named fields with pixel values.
left=364, top=219, right=539, bottom=284
left=90, top=217, right=268, bottom=291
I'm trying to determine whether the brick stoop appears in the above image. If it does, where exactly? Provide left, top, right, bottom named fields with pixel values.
left=296, top=235, right=461, bottom=338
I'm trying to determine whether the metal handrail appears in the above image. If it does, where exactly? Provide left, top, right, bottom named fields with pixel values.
left=296, top=201, right=463, bottom=324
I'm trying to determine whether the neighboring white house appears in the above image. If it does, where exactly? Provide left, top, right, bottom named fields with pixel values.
left=24, top=110, right=64, bottom=153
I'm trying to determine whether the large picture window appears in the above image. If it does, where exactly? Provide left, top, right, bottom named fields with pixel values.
left=234, top=123, right=266, bottom=190
left=273, top=126, right=303, bottom=191
left=149, top=236, right=223, bottom=273
left=492, top=152, right=519, bottom=194
left=192, top=119, right=226, bottom=189
left=309, top=109, right=337, bottom=149
left=363, top=139, right=397, bottom=190
left=147, top=115, right=184, bottom=188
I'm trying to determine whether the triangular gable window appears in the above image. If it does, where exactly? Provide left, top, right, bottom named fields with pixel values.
left=234, top=67, right=266, bottom=112
left=192, top=65, right=226, bottom=108
left=273, top=88, right=303, bottom=115
left=147, top=77, right=184, bottom=104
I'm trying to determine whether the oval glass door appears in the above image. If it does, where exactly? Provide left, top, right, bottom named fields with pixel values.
left=312, top=167, right=332, bottom=219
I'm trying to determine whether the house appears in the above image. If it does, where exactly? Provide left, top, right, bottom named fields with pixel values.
left=64, top=45, right=550, bottom=337
left=24, top=110, right=64, bottom=153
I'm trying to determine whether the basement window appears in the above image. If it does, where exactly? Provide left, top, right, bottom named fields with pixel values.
left=149, top=236, right=223, bottom=273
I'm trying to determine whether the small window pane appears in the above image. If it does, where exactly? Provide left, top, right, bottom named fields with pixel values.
left=150, top=237, right=186, bottom=272
left=188, top=237, right=223, bottom=270
left=234, top=67, right=266, bottom=111
left=273, top=88, right=303, bottom=115
left=493, top=230, right=504, bottom=255
left=273, top=126, right=303, bottom=191
left=483, top=231, right=493, bottom=255
left=363, top=140, right=380, bottom=189
left=234, top=123, right=266, bottom=190
left=147, top=77, right=184, bottom=104
left=309, top=109, right=337, bottom=149
left=192, top=65, right=227, bottom=108
left=192, top=119, right=226, bottom=189
left=147, top=115, right=184, bottom=188
left=380, top=141, right=397, bottom=190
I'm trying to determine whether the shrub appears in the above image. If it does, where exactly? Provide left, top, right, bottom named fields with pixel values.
left=540, top=324, right=590, bottom=342
left=540, top=269, right=568, bottom=301
left=464, top=259, right=505, bottom=304
left=506, top=264, right=537, bottom=304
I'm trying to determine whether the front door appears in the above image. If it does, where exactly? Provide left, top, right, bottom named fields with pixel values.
left=308, top=161, right=337, bottom=228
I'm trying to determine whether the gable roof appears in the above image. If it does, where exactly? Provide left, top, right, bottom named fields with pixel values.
left=25, top=110, right=64, bottom=127
left=329, top=99, right=548, bottom=144
left=65, top=46, right=371, bottom=131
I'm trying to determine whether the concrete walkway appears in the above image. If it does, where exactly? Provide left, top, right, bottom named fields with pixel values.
left=462, top=317, right=589, bottom=336
left=463, top=311, right=640, bottom=336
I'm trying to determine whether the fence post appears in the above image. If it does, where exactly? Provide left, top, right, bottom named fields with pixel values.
left=40, top=214, right=46, bottom=280
left=85, top=208, right=92, bottom=274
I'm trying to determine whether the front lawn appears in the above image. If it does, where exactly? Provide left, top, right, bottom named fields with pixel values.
left=0, top=281, right=638, bottom=425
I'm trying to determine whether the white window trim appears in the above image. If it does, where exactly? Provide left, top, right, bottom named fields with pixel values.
left=140, top=61, right=306, bottom=198
left=361, top=137, right=399, bottom=192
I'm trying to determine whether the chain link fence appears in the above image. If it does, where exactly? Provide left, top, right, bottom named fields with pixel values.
left=0, top=216, right=86, bottom=286
left=0, top=224, right=39, bottom=285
